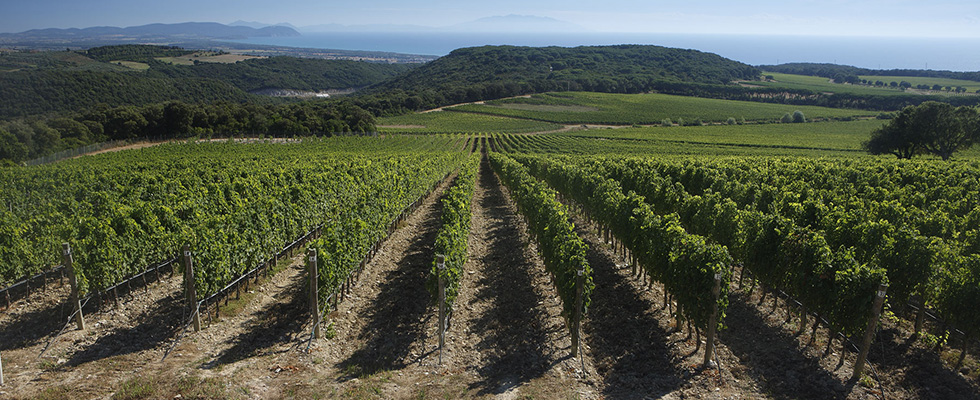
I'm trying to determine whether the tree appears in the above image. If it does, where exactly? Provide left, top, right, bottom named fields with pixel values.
left=792, top=110, right=806, bottom=123
left=781, top=113, right=793, bottom=123
left=923, top=104, right=978, bottom=160
left=863, top=101, right=979, bottom=160
left=0, top=128, right=28, bottom=162
left=863, top=108, right=924, bottom=159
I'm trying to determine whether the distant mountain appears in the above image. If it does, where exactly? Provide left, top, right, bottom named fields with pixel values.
left=298, top=23, right=433, bottom=33
left=299, top=15, right=586, bottom=33
left=229, top=20, right=298, bottom=30
left=0, top=22, right=300, bottom=47
left=449, top=15, right=588, bottom=33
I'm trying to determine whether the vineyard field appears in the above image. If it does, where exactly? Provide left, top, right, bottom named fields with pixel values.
left=449, top=91, right=875, bottom=125
left=3, top=131, right=980, bottom=400
left=0, top=136, right=466, bottom=301
left=556, top=119, right=886, bottom=152
left=376, top=110, right=562, bottom=134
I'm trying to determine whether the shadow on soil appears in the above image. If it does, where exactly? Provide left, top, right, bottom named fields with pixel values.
left=205, top=270, right=309, bottom=368
left=719, top=291, right=851, bottom=400
left=575, top=226, right=685, bottom=399
left=336, top=183, right=446, bottom=377
left=65, top=290, right=184, bottom=367
left=467, top=161, right=561, bottom=396
left=870, top=327, right=980, bottom=399
left=0, top=294, right=71, bottom=351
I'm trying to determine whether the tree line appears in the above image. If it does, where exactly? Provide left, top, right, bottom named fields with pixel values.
left=760, top=62, right=980, bottom=83
left=0, top=100, right=375, bottom=163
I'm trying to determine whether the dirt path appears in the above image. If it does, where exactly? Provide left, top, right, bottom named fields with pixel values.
left=280, top=157, right=597, bottom=399
left=569, top=216, right=765, bottom=399
left=0, top=264, right=188, bottom=398
left=419, top=95, right=531, bottom=113
left=0, top=243, right=314, bottom=399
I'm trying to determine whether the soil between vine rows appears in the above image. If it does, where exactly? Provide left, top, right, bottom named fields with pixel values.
left=0, top=155, right=978, bottom=399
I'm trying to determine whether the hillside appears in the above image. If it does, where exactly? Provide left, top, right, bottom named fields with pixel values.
left=0, top=46, right=417, bottom=118
left=148, top=56, right=417, bottom=92
left=352, top=45, right=760, bottom=115
left=0, top=70, right=255, bottom=118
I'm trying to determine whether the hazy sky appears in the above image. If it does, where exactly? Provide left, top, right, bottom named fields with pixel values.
left=2, top=0, right=979, bottom=38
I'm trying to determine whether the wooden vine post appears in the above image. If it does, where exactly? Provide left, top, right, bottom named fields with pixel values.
left=307, top=248, right=321, bottom=339
left=62, top=243, right=85, bottom=331
left=572, top=266, right=585, bottom=358
left=182, top=244, right=201, bottom=332
left=914, top=296, right=926, bottom=335
left=853, top=283, right=888, bottom=380
left=703, top=272, right=722, bottom=368
left=437, top=254, right=446, bottom=365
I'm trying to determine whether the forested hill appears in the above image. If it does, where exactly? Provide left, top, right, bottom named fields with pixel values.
left=0, top=46, right=417, bottom=118
left=353, top=45, right=760, bottom=114
left=760, top=63, right=980, bottom=82
left=148, top=57, right=417, bottom=92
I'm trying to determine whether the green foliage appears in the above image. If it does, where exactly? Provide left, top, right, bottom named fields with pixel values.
left=489, top=153, right=594, bottom=325
left=148, top=56, right=415, bottom=92
left=85, top=44, right=191, bottom=62
left=792, top=110, right=806, bottom=123
left=0, top=100, right=377, bottom=162
left=0, top=51, right=413, bottom=119
left=0, top=69, right=255, bottom=119
left=428, top=154, right=480, bottom=309
left=0, top=136, right=464, bottom=300
left=355, top=44, right=760, bottom=114
left=864, top=101, right=980, bottom=160
left=513, top=154, right=732, bottom=330
left=522, top=155, right=892, bottom=336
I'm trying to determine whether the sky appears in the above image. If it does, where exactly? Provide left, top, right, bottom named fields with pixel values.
left=2, top=0, right=979, bottom=38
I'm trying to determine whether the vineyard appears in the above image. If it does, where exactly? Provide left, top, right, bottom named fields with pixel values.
left=449, top=92, right=875, bottom=125
left=1, top=129, right=979, bottom=399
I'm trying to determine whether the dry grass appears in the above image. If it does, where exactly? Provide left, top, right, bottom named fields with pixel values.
left=156, top=52, right=263, bottom=66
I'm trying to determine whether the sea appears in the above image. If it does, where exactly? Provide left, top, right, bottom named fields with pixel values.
left=228, top=32, right=980, bottom=71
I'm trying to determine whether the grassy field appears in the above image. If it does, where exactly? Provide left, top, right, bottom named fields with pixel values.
left=751, top=73, right=910, bottom=96
left=859, top=75, right=980, bottom=93
left=155, top=52, right=264, bottom=65
left=111, top=60, right=150, bottom=70
left=377, top=110, right=563, bottom=134
left=450, top=91, right=875, bottom=125
left=514, top=120, right=980, bottom=159
left=556, top=119, right=886, bottom=152
left=753, top=72, right=980, bottom=96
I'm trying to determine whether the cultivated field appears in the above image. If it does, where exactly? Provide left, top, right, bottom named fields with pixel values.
left=377, top=110, right=563, bottom=134
left=2, top=91, right=979, bottom=400
left=450, top=91, right=875, bottom=125
left=155, top=51, right=264, bottom=65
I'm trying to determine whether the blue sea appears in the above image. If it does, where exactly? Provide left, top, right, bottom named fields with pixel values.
left=228, top=32, right=980, bottom=71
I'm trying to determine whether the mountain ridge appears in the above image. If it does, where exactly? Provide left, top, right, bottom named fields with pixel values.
left=0, top=22, right=300, bottom=45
